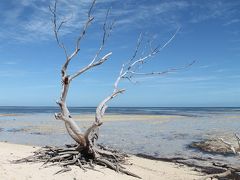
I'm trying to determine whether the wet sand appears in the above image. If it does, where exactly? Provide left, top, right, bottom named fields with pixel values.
left=0, top=114, right=19, bottom=117
left=73, top=114, right=181, bottom=121
left=0, top=113, right=183, bottom=136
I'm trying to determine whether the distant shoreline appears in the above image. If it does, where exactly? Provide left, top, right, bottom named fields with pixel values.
left=1, top=106, right=239, bottom=118
left=0, top=105, right=240, bottom=108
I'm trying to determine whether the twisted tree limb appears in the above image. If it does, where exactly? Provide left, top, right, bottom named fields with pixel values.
left=50, top=0, right=113, bottom=147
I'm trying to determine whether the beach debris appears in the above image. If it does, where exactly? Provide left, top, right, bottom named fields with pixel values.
left=188, top=134, right=240, bottom=179
left=190, top=133, right=240, bottom=156
left=30, top=132, right=45, bottom=135
left=7, top=128, right=29, bottom=133
left=189, top=139, right=234, bottom=155
left=218, top=133, right=240, bottom=156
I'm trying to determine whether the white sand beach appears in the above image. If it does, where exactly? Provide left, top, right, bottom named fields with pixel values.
left=0, top=142, right=204, bottom=180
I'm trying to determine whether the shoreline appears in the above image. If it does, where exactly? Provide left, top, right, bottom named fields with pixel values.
left=0, top=142, right=204, bottom=180
left=0, top=113, right=184, bottom=120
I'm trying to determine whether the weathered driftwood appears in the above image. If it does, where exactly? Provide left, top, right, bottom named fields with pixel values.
left=219, top=133, right=240, bottom=155
left=188, top=134, right=240, bottom=179
left=190, top=133, right=240, bottom=156
left=189, top=139, right=234, bottom=155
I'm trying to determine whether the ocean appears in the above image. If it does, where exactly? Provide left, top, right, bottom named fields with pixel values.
left=0, top=106, right=240, bottom=165
left=0, top=106, right=239, bottom=116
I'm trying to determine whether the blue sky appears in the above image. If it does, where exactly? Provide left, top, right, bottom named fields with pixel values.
left=0, top=0, right=240, bottom=107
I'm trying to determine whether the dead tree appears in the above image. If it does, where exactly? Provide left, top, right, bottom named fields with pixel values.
left=13, top=0, right=139, bottom=177
left=50, top=0, right=113, bottom=151
left=84, top=32, right=195, bottom=156
left=13, top=0, right=193, bottom=178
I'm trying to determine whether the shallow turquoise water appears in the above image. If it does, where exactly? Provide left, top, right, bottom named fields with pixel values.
left=0, top=107, right=240, bottom=166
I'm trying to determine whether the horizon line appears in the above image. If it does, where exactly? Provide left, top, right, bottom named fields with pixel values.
left=0, top=106, right=239, bottom=108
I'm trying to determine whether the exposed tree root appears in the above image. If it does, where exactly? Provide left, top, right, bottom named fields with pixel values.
left=12, top=144, right=141, bottom=179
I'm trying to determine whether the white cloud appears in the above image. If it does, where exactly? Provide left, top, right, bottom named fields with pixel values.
left=1, top=0, right=239, bottom=43
left=188, top=1, right=240, bottom=23
left=0, top=0, right=108, bottom=42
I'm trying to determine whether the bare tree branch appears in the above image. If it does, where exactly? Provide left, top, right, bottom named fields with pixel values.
left=127, top=60, right=196, bottom=77
left=69, top=0, right=96, bottom=61
left=90, top=28, right=195, bottom=129
left=118, top=29, right=195, bottom=83
left=49, top=0, right=97, bottom=79
left=50, top=0, right=114, bottom=147
left=49, top=0, right=68, bottom=59
left=69, top=52, right=112, bottom=81
left=126, top=27, right=180, bottom=71
left=154, top=27, right=180, bottom=54
left=70, top=7, right=114, bottom=81
left=126, top=33, right=143, bottom=66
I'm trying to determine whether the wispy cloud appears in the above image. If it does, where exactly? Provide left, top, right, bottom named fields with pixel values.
left=114, top=1, right=189, bottom=27
left=0, top=0, right=112, bottom=42
left=2, top=61, right=17, bottom=65
left=0, top=69, right=53, bottom=78
left=156, top=76, right=217, bottom=84
left=223, top=19, right=240, bottom=26
left=0, top=0, right=239, bottom=43
left=114, top=0, right=240, bottom=30
left=130, top=73, right=217, bottom=85
left=199, top=65, right=211, bottom=69
left=0, top=70, right=27, bottom=77
left=21, top=84, right=57, bottom=89
left=214, top=69, right=228, bottom=73
left=188, top=1, right=240, bottom=23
